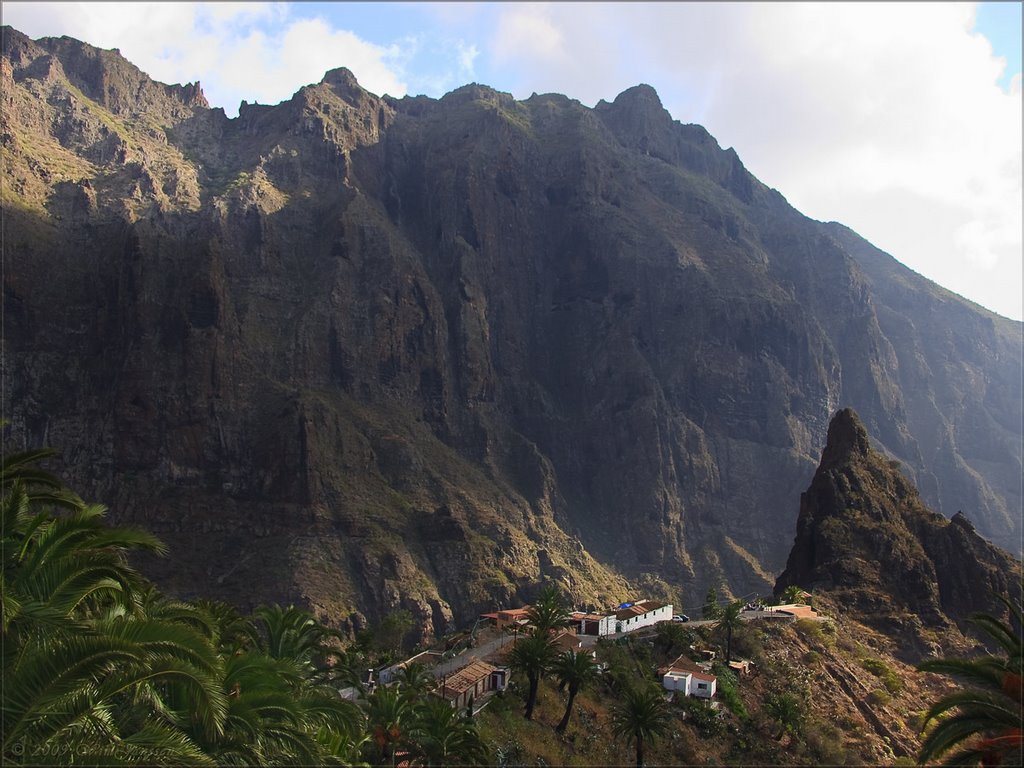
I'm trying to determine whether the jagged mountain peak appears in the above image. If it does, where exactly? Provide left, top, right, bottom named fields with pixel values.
left=776, top=408, right=1020, bottom=658
left=321, top=66, right=361, bottom=90
left=610, top=82, right=666, bottom=110
left=595, top=82, right=673, bottom=152
left=819, top=406, right=873, bottom=468
left=317, top=66, right=376, bottom=108
left=2, top=25, right=207, bottom=122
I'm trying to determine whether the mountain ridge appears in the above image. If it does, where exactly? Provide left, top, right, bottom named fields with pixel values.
left=2, top=26, right=1020, bottom=639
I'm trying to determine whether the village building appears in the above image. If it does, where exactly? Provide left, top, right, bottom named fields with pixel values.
left=570, top=610, right=617, bottom=636
left=435, top=660, right=509, bottom=709
left=614, top=599, right=673, bottom=634
left=550, top=629, right=601, bottom=659
left=479, top=607, right=532, bottom=630
left=659, top=654, right=718, bottom=699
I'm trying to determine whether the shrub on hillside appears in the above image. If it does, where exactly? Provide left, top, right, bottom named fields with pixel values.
left=680, top=697, right=724, bottom=737
left=862, top=657, right=903, bottom=694
left=710, top=663, right=748, bottom=720
left=794, top=618, right=835, bottom=649
left=804, top=720, right=847, bottom=765
left=802, top=650, right=823, bottom=666
left=867, top=688, right=891, bottom=707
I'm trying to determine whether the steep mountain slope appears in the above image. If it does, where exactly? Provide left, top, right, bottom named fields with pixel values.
left=2, top=27, right=1020, bottom=635
left=776, top=408, right=1020, bottom=658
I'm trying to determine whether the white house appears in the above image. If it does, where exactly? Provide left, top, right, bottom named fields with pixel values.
left=614, top=600, right=673, bottom=634
left=662, top=669, right=693, bottom=693
left=570, top=611, right=617, bottom=637
left=660, top=654, right=717, bottom=698
left=690, top=671, right=717, bottom=698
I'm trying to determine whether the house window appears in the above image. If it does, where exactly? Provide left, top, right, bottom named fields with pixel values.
left=697, top=683, right=708, bottom=690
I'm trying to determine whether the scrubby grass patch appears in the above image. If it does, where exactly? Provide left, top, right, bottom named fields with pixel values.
left=711, top=663, right=748, bottom=720
left=866, top=688, right=891, bottom=707
left=861, top=657, right=903, bottom=694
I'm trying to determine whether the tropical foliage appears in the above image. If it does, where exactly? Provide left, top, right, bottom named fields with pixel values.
left=917, top=590, right=1023, bottom=767
left=610, top=683, right=673, bottom=768
left=716, top=600, right=745, bottom=663
left=508, top=629, right=558, bottom=720
left=526, top=584, right=571, bottom=633
left=1, top=438, right=493, bottom=767
left=552, top=649, right=597, bottom=733
left=702, top=586, right=723, bottom=620
left=404, top=696, right=488, bottom=766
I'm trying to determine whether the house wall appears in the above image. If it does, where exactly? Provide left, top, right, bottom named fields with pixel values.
left=617, top=604, right=674, bottom=634
left=689, top=678, right=717, bottom=699
left=662, top=671, right=691, bottom=692
left=579, top=615, right=616, bottom=636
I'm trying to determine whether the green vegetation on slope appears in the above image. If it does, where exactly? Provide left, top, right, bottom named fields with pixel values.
left=5, top=432, right=1017, bottom=767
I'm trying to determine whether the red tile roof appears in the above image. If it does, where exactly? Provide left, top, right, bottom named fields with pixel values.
left=438, top=660, right=498, bottom=698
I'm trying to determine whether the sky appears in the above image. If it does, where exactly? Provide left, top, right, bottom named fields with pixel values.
left=4, top=2, right=1022, bottom=321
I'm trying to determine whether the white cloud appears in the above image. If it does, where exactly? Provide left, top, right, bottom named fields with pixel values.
left=457, top=41, right=479, bottom=78
left=216, top=17, right=407, bottom=103
left=493, top=4, right=564, bottom=63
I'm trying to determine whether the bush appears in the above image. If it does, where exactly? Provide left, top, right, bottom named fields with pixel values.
left=711, top=663, right=748, bottom=720
left=867, top=688, right=891, bottom=707
left=730, top=624, right=764, bottom=660
left=681, top=697, right=724, bottom=737
left=763, top=691, right=806, bottom=739
left=904, top=710, right=926, bottom=732
left=794, top=618, right=834, bottom=648
left=861, top=657, right=903, bottom=694
left=804, top=721, right=847, bottom=765
left=802, top=650, right=823, bottom=666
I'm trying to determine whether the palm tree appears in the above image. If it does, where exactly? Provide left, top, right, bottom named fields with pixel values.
left=3, top=619, right=224, bottom=765
left=763, top=691, right=805, bottom=740
left=1, top=437, right=366, bottom=766
left=702, top=587, right=723, bottom=620
left=395, top=660, right=438, bottom=695
left=716, top=600, right=744, bottom=663
left=364, top=682, right=412, bottom=765
left=527, top=584, right=571, bottom=633
left=552, top=649, right=597, bottom=733
left=254, top=603, right=343, bottom=675
left=508, top=629, right=558, bottom=720
left=781, top=585, right=805, bottom=605
left=653, top=621, right=687, bottom=659
left=917, top=591, right=1023, bottom=767
left=195, top=598, right=261, bottom=655
left=2, top=488, right=165, bottom=637
left=0, top=444, right=82, bottom=510
left=611, top=684, right=673, bottom=768
left=1, top=469, right=220, bottom=765
left=405, top=696, right=489, bottom=767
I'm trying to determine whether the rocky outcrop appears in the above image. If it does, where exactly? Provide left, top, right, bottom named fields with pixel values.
left=776, top=408, right=1020, bottom=654
left=2, top=27, right=1021, bottom=638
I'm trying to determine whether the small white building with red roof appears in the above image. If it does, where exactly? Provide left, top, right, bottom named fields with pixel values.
left=659, top=654, right=717, bottom=699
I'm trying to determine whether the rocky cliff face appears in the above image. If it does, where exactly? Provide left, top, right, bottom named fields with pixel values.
left=775, top=408, right=1020, bottom=656
left=2, top=27, right=1021, bottom=637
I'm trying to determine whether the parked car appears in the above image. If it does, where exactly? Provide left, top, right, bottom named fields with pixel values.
left=672, top=614, right=690, bottom=623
